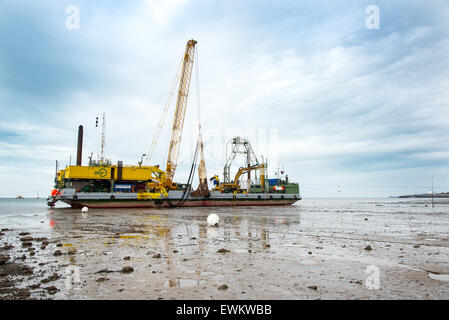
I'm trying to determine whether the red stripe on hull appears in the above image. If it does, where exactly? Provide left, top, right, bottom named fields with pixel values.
left=62, top=199, right=299, bottom=209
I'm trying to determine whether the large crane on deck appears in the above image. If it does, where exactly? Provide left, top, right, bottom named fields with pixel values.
left=165, top=39, right=197, bottom=190
left=141, top=39, right=208, bottom=200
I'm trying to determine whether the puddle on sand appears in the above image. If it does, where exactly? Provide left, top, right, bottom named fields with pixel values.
left=428, top=272, right=449, bottom=281
left=163, top=279, right=207, bottom=288
left=299, top=259, right=318, bottom=265
left=183, top=270, right=215, bottom=277
left=234, top=249, right=250, bottom=253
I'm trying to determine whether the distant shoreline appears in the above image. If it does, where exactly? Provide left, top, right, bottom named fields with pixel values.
left=397, top=192, right=449, bottom=198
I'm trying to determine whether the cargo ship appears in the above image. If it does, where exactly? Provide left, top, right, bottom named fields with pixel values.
left=47, top=40, right=301, bottom=209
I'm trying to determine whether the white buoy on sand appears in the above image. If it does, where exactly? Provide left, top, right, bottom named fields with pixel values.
left=207, top=213, right=219, bottom=226
left=81, top=207, right=88, bottom=213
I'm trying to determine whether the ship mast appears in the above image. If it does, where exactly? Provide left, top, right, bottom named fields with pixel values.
left=99, top=112, right=106, bottom=164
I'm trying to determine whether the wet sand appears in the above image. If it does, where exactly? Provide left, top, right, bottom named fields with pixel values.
left=1, top=198, right=449, bottom=299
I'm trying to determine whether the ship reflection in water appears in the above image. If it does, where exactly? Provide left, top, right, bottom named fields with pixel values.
left=46, top=205, right=299, bottom=298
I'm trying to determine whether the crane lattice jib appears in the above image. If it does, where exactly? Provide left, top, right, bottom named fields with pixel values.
left=165, top=39, right=197, bottom=187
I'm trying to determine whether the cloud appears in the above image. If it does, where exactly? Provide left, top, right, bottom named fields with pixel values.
left=143, top=0, right=190, bottom=26
left=0, top=0, right=449, bottom=197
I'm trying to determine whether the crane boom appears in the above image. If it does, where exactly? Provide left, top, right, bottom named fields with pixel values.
left=165, top=39, right=197, bottom=188
left=233, top=164, right=265, bottom=186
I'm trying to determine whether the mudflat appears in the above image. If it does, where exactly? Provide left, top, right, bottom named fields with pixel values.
left=1, top=198, right=448, bottom=299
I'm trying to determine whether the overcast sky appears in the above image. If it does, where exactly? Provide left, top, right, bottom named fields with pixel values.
left=1, top=0, right=449, bottom=198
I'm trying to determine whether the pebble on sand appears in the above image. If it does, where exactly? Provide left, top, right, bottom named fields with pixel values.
left=217, top=248, right=230, bottom=253
left=45, top=286, right=59, bottom=295
left=307, top=285, right=318, bottom=290
left=29, top=283, right=40, bottom=289
left=122, top=266, right=134, bottom=273
left=364, top=245, right=373, bottom=251
left=218, top=284, right=229, bottom=290
left=41, top=273, right=60, bottom=284
left=53, top=250, right=62, bottom=256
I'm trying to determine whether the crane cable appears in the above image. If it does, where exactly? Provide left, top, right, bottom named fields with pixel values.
left=166, top=140, right=199, bottom=207
left=195, top=43, right=201, bottom=127
left=144, top=54, right=184, bottom=166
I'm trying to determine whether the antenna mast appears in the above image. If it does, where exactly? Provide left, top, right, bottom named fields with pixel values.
left=100, top=112, right=106, bottom=163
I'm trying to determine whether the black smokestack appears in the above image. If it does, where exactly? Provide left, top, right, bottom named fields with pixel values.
left=76, top=125, right=83, bottom=166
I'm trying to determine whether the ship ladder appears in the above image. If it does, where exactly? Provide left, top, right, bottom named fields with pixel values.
left=47, top=196, right=58, bottom=208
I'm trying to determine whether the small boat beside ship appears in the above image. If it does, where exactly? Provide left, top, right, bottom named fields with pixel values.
left=47, top=39, right=301, bottom=209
